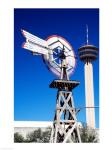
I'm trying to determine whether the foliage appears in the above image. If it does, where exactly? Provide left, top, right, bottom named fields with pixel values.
left=14, top=132, right=25, bottom=143
left=26, top=128, right=45, bottom=143
left=14, top=127, right=52, bottom=143
left=80, top=124, right=99, bottom=143
left=42, top=127, right=51, bottom=143
left=14, top=125, right=98, bottom=143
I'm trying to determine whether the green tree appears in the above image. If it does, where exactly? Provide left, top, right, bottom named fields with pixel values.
left=80, top=124, right=98, bottom=143
left=42, top=127, right=51, bottom=143
left=14, top=125, right=98, bottom=143
left=26, top=128, right=43, bottom=142
left=14, top=132, right=25, bottom=143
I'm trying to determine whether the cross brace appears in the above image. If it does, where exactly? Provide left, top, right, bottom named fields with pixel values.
left=50, top=91, right=81, bottom=143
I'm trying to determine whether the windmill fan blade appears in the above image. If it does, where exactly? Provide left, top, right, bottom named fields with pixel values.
left=53, top=57, right=59, bottom=61
left=22, top=41, right=48, bottom=55
left=58, top=40, right=72, bottom=52
left=49, top=41, right=63, bottom=50
left=65, top=55, right=74, bottom=57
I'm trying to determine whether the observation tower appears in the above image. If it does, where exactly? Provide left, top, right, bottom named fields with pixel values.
left=78, top=26, right=98, bottom=129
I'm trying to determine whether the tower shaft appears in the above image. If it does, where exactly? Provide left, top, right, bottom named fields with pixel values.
left=78, top=43, right=98, bottom=129
left=84, top=62, right=95, bottom=128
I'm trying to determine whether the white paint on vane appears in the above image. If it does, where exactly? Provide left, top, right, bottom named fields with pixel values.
left=23, top=41, right=48, bottom=55
left=22, top=29, right=48, bottom=47
left=22, top=29, right=49, bottom=55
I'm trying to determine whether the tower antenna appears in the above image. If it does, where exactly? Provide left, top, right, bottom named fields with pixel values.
left=86, top=24, right=89, bottom=45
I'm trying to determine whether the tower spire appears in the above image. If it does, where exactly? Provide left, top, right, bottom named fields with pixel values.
left=86, top=24, right=89, bottom=45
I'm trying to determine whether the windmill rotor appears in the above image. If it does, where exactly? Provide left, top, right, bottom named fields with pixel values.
left=44, top=35, right=76, bottom=77
left=22, top=30, right=76, bottom=77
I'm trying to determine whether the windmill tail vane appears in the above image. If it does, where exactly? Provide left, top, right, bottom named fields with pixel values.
left=21, top=29, right=49, bottom=56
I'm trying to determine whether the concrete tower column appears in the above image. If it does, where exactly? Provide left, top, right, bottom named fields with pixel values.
left=78, top=44, right=98, bottom=129
left=84, top=62, right=95, bottom=128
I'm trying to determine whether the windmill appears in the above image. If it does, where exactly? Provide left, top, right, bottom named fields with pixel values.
left=21, top=29, right=81, bottom=143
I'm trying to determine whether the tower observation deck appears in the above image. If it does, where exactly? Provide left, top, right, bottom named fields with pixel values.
left=78, top=44, right=98, bottom=62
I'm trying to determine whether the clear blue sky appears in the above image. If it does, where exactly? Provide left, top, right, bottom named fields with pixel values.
left=14, top=9, right=99, bottom=128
